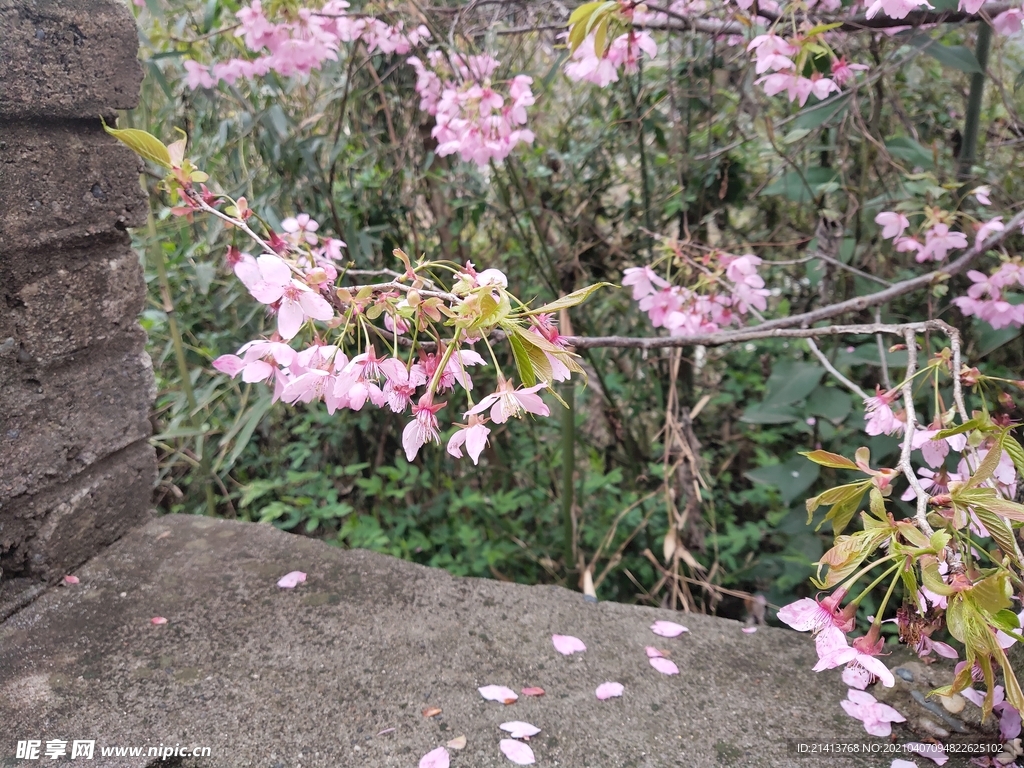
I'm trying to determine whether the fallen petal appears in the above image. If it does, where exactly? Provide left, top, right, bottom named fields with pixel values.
left=595, top=682, right=624, bottom=700
left=150, top=617, right=168, bottom=626
left=419, top=746, right=450, bottom=768
left=63, top=575, right=80, bottom=585
left=446, top=735, right=467, bottom=750
left=890, top=760, right=918, bottom=768
left=479, top=685, right=519, bottom=704
left=499, top=739, right=536, bottom=765
left=376, top=728, right=396, bottom=736
left=645, top=646, right=665, bottom=658
left=552, top=634, right=586, bottom=655
left=650, top=620, right=688, bottom=637
left=649, top=657, right=679, bottom=675
left=742, top=626, right=758, bottom=634
left=422, top=707, right=442, bottom=718
left=500, top=721, right=541, bottom=739
left=521, top=687, right=545, bottom=697
left=277, top=571, right=307, bottom=589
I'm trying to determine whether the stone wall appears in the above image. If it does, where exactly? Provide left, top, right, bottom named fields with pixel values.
left=0, top=0, right=154, bottom=611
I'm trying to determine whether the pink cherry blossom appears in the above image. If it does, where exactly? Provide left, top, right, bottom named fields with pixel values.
left=994, top=7, right=1024, bottom=35
left=622, top=266, right=670, bottom=300
left=419, top=746, right=450, bottom=768
left=649, top=657, right=680, bottom=675
left=499, top=739, right=535, bottom=765
left=281, top=213, right=319, bottom=245
left=151, top=616, right=168, bottom=625
left=876, top=211, right=910, bottom=240
left=914, top=223, right=968, bottom=263
left=468, top=381, right=549, bottom=423
left=277, top=570, right=306, bottom=588
left=552, top=634, right=586, bottom=655
left=813, top=627, right=895, bottom=687
left=831, top=57, right=868, bottom=86
left=234, top=254, right=333, bottom=339
left=777, top=589, right=854, bottom=634
left=63, top=575, right=80, bottom=585
left=904, top=742, right=947, bottom=765
left=842, top=665, right=873, bottom=690
left=596, top=681, right=624, bottom=700
left=403, top=397, right=446, bottom=461
left=864, top=390, right=904, bottom=436
left=841, top=689, right=906, bottom=736
left=446, top=415, right=491, bottom=464
left=478, top=685, right=519, bottom=704
left=650, top=620, right=689, bottom=637
left=500, top=721, right=540, bottom=738
left=865, top=0, right=932, bottom=19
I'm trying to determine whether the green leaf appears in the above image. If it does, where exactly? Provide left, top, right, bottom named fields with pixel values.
left=508, top=333, right=536, bottom=388
left=909, top=34, right=983, bottom=74
left=761, top=362, right=825, bottom=407
left=526, top=282, right=613, bottom=315
left=800, top=449, right=858, bottom=470
left=972, top=505, right=1022, bottom=570
left=745, top=456, right=820, bottom=506
left=101, top=119, right=172, bottom=168
left=223, top=395, right=272, bottom=471
left=793, top=93, right=850, bottom=131
left=760, top=167, right=839, bottom=204
left=739, top=403, right=802, bottom=424
left=807, top=386, right=852, bottom=423
left=885, top=137, right=934, bottom=171
left=1015, top=67, right=1024, bottom=94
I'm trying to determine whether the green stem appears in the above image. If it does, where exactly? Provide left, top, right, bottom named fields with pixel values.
left=148, top=205, right=216, bottom=516
left=562, top=381, right=576, bottom=569
left=957, top=23, right=992, bottom=181
left=850, top=560, right=901, bottom=610
left=869, top=563, right=903, bottom=633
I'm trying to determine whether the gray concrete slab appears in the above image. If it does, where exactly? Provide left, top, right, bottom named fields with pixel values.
left=0, top=515, right=954, bottom=767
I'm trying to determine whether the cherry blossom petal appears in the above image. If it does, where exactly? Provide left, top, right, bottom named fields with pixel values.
left=499, top=739, right=536, bottom=765
left=890, top=760, right=918, bottom=768
left=151, top=616, right=168, bottom=625
left=595, top=682, right=624, bottom=700
left=742, top=626, right=758, bottom=634
left=650, top=620, right=689, bottom=637
left=63, top=575, right=80, bottom=585
left=277, top=301, right=306, bottom=340
left=277, top=571, right=307, bottom=588
left=552, top=634, right=586, bottom=655
left=649, top=657, right=679, bottom=675
left=645, top=646, right=665, bottom=658
left=419, top=746, right=450, bottom=768
left=479, top=685, right=519, bottom=704
left=446, top=736, right=467, bottom=750
left=521, top=687, right=545, bottom=696
left=500, top=721, right=541, bottom=738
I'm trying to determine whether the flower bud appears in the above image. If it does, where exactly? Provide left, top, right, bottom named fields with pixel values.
left=305, top=268, right=328, bottom=286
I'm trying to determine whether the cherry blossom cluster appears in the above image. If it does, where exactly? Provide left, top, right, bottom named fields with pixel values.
left=563, top=29, right=658, bottom=87
left=408, top=52, right=536, bottom=169
left=622, top=249, right=770, bottom=336
left=182, top=0, right=429, bottom=87
left=211, top=224, right=577, bottom=463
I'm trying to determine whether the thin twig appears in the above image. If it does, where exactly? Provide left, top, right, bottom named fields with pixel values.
left=806, top=337, right=869, bottom=400
left=898, top=329, right=934, bottom=537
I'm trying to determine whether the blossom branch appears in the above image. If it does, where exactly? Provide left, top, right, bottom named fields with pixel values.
left=898, top=328, right=934, bottom=537
left=805, top=337, right=870, bottom=401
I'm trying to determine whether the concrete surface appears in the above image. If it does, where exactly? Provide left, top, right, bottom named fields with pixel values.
left=2, top=515, right=984, bottom=767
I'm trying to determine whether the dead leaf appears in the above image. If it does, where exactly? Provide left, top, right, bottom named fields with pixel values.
left=446, top=735, right=467, bottom=750
left=422, top=707, right=442, bottom=718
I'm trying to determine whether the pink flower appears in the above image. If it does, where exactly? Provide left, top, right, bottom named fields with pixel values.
left=234, top=254, right=333, bottom=339
left=622, top=266, right=670, bottom=300
left=380, top=358, right=427, bottom=413
left=467, top=380, right=550, bottom=423
left=958, top=0, right=985, bottom=12
left=446, top=414, right=491, bottom=464
left=281, top=213, right=319, bottom=245
left=994, top=8, right=1024, bottom=35
left=972, top=185, right=992, bottom=205
left=402, top=397, right=445, bottom=461
left=875, top=211, right=910, bottom=240
left=777, top=589, right=854, bottom=634
left=747, top=34, right=798, bottom=74
left=840, top=689, right=906, bottom=736
left=183, top=60, right=216, bottom=89
left=864, top=390, right=904, bottom=436
left=830, top=57, right=868, bottom=86
left=975, top=216, right=1004, bottom=248
left=865, top=0, right=932, bottom=19
left=915, top=223, right=968, bottom=263
left=814, top=627, right=895, bottom=687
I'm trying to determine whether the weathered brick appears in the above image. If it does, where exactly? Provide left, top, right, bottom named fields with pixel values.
left=0, top=441, right=155, bottom=581
left=0, top=342, right=155, bottom=500
left=0, top=0, right=142, bottom=119
left=0, top=240, right=146, bottom=364
left=0, top=120, right=148, bottom=253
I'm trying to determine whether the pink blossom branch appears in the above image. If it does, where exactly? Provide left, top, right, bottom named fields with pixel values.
left=565, top=208, right=1024, bottom=350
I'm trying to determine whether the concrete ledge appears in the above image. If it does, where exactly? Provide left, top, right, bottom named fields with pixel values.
left=0, top=0, right=142, bottom=118
left=0, top=515, right=878, bottom=768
